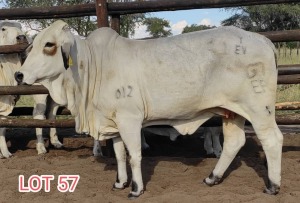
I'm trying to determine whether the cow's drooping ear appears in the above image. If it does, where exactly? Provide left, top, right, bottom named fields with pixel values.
left=61, top=47, right=69, bottom=70
left=60, top=23, right=74, bottom=70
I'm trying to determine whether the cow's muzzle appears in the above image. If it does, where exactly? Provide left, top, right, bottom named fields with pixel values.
left=16, top=35, right=28, bottom=44
left=14, top=71, right=24, bottom=85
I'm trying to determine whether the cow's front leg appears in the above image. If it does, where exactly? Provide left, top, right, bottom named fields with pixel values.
left=204, top=115, right=245, bottom=186
left=32, top=95, right=48, bottom=154
left=34, top=119, right=47, bottom=154
left=117, top=117, right=144, bottom=199
left=93, top=140, right=102, bottom=157
left=48, top=101, right=63, bottom=148
left=0, top=128, right=12, bottom=158
left=112, top=136, right=128, bottom=189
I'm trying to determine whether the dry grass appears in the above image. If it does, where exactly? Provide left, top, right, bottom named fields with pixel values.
left=277, top=48, right=300, bottom=65
left=16, top=95, right=34, bottom=107
left=277, top=84, right=300, bottom=103
left=276, top=48, right=300, bottom=105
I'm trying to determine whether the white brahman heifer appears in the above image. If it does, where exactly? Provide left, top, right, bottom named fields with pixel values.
left=0, top=21, right=62, bottom=157
left=15, top=20, right=283, bottom=198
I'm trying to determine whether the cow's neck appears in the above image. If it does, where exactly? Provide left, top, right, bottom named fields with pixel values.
left=62, top=36, right=93, bottom=116
left=0, top=54, right=22, bottom=86
left=39, top=73, right=68, bottom=107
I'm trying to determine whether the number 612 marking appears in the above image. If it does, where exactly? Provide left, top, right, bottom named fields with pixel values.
left=115, top=86, right=133, bottom=99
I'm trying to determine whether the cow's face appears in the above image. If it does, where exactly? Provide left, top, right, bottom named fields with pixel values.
left=15, top=20, right=74, bottom=85
left=0, top=25, right=24, bottom=46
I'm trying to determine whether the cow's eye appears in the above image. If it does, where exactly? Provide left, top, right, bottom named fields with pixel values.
left=45, top=42, right=55, bottom=48
left=43, top=42, right=57, bottom=55
left=1, top=28, right=5, bottom=31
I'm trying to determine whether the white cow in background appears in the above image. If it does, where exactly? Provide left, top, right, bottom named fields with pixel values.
left=0, top=20, right=62, bottom=157
left=203, top=127, right=222, bottom=157
left=142, top=126, right=222, bottom=157
left=16, top=20, right=283, bottom=198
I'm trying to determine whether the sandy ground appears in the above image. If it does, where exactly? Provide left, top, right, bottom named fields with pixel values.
left=0, top=127, right=299, bottom=203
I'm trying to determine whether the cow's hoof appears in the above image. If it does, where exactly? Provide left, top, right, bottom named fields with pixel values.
left=128, top=190, right=144, bottom=200
left=36, top=143, right=47, bottom=154
left=112, top=182, right=128, bottom=191
left=93, top=151, right=103, bottom=157
left=51, top=141, right=63, bottom=149
left=0, top=151, right=12, bottom=158
left=263, top=181, right=280, bottom=195
left=203, top=172, right=222, bottom=186
left=141, top=143, right=150, bottom=150
left=93, top=147, right=103, bottom=157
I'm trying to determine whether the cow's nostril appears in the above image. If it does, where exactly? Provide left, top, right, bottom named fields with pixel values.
left=16, top=35, right=27, bottom=43
left=14, top=71, right=24, bottom=84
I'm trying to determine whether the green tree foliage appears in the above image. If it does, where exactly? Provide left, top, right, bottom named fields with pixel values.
left=109, top=0, right=146, bottom=37
left=143, top=17, right=172, bottom=38
left=182, top=24, right=216, bottom=34
left=221, top=4, right=300, bottom=32
left=1, top=0, right=146, bottom=37
left=119, top=13, right=145, bottom=37
left=1, top=0, right=97, bottom=37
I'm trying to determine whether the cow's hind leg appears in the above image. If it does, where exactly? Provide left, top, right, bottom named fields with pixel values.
left=141, top=130, right=150, bottom=150
left=251, top=118, right=283, bottom=195
left=112, top=136, right=128, bottom=189
left=203, top=128, right=214, bottom=155
left=204, top=115, right=246, bottom=185
left=212, top=127, right=222, bottom=158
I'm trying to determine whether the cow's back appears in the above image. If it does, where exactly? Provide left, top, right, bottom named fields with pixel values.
left=111, top=27, right=276, bottom=119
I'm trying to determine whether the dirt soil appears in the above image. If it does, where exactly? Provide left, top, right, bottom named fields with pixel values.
left=0, top=127, right=299, bottom=203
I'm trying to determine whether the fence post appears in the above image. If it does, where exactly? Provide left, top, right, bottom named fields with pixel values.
left=95, top=0, right=114, bottom=157
left=111, top=14, right=120, bottom=34
left=107, top=14, right=120, bottom=158
left=95, top=0, right=109, bottom=27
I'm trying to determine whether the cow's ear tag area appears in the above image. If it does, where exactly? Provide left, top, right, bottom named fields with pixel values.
left=68, top=55, right=73, bottom=66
